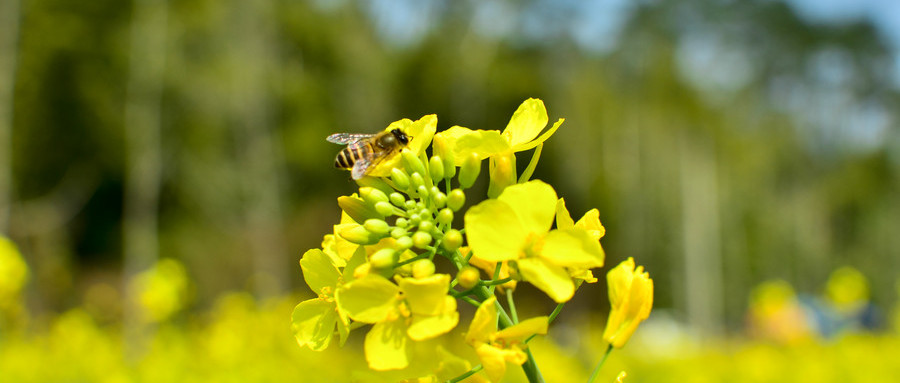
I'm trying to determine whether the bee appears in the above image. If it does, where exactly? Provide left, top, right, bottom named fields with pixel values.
left=327, top=128, right=410, bottom=180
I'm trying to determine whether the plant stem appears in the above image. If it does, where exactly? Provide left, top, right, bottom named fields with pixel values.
left=586, top=344, right=614, bottom=383
left=447, top=364, right=483, bottom=383
left=521, top=348, right=545, bottom=383
left=506, top=288, right=518, bottom=324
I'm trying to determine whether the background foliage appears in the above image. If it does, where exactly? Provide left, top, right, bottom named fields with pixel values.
left=1, top=0, right=899, bottom=381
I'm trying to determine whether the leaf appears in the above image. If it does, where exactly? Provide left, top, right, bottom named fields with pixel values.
left=300, top=249, right=341, bottom=294
left=496, top=180, right=557, bottom=236
left=291, top=299, right=337, bottom=351
left=464, top=200, right=527, bottom=262
left=516, top=257, right=575, bottom=303
left=336, top=275, right=400, bottom=323
left=541, top=228, right=605, bottom=269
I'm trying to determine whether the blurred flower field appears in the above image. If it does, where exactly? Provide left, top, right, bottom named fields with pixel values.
left=2, top=292, right=899, bottom=382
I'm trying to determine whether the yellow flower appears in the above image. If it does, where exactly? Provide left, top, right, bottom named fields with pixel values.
left=602, top=258, right=653, bottom=348
left=465, top=296, right=548, bottom=382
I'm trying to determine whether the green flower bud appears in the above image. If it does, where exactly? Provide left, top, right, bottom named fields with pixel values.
left=429, top=156, right=445, bottom=180
left=442, top=229, right=463, bottom=252
left=396, top=235, right=414, bottom=250
left=360, top=187, right=389, bottom=206
left=395, top=217, right=409, bottom=228
left=404, top=200, right=417, bottom=210
left=391, top=168, right=410, bottom=191
left=338, top=195, right=383, bottom=223
left=418, top=220, right=435, bottom=233
left=457, top=266, right=480, bottom=289
left=355, top=176, right=394, bottom=197
left=433, top=191, right=447, bottom=208
left=437, top=208, right=454, bottom=226
left=374, top=201, right=395, bottom=217
left=417, top=185, right=428, bottom=200
left=429, top=186, right=441, bottom=198
left=412, top=231, right=432, bottom=249
left=411, top=259, right=436, bottom=279
left=339, top=225, right=380, bottom=245
left=410, top=172, right=425, bottom=189
left=447, top=189, right=465, bottom=212
left=459, top=152, right=481, bottom=189
left=390, top=227, right=407, bottom=239
left=433, top=134, right=456, bottom=179
left=369, top=248, right=396, bottom=269
left=402, top=149, right=427, bottom=177
left=408, top=214, right=421, bottom=226
left=389, top=192, right=406, bottom=207
left=363, top=218, right=391, bottom=235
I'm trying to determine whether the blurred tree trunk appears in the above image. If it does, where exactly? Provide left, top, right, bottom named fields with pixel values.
left=229, top=0, right=288, bottom=298
left=123, top=0, right=167, bottom=353
left=679, top=132, right=724, bottom=336
left=0, top=0, right=21, bottom=234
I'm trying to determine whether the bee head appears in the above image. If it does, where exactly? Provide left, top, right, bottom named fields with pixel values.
left=391, top=129, right=410, bottom=145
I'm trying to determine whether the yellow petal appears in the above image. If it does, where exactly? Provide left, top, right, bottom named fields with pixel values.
left=466, top=296, right=498, bottom=345
left=541, top=228, right=605, bottom=269
left=516, top=257, right=574, bottom=303
left=465, top=200, right=527, bottom=262
left=502, top=98, right=548, bottom=148
left=365, top=319, right=410, bottom=370
left=496, top=180, right=557, bottom=236
left=494, top=316, right=548, bottom=342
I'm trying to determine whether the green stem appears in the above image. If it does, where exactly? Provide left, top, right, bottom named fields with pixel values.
left=460, top=296, right=482, bottom=308
left=447, top=364, right=483, bottom=383
left=522, top=348, right=545, bottom=383
left=488, top=262, right=502, bottom=295
left=587, top=344, right=614, bottom=383
left=480, top=277, right=513, bottom=286
left=518, top=143, right=543, bottom=183
left=506, top=288, right=519, bottom=324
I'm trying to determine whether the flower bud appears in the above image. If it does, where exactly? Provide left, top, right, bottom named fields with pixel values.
left=390, top=227, right=407, bottom=239
left=404, top=200, right=417, bottom=210
left=389, top=192, right=406, bottom=207
left=402, top=149, right=427, bottom=177
left=410, top=172, right=425, bottom=189
left=337, top=195, right=383, bottom=223
left=457, top=266, right=480, bottom=289
left=447, top=189, right=465, bottom=212
left=369, top=248, right=397, bottom=269
left=412, top=231, right=432, bottom=249
left=355, top=176, right=394, bottom=197
left=411, top=259, right=436, bottom=279
left=433, top=191, right=447, bottom=208
left=417, top=185, right=429, bottom=200
left=437, top=208, right=454, bottom=226
left=374, top=201, right=395, bottom=217
left=603, top=257, right=654, bottom=348
left=395, top=217, right=409, bottom=228
left=429, top=156, right=445, bottom=180
left=363, top=218, right=391, bottom=235
left=391, top=168, right=410, bottom=191
left=442, top=229, right=463, bottom=252
left=360, top=187, right=389, bottom=206
left=487, top=152, right=516, bottom=199
left=339, top=225, right=380, bottom=245
left=418, top=220, right=435, bottom=233
left=459, top=152, right=481, bottom=189
left=433, top=134, right=456, bottom=179
left=396, top=235, right=414, bottom=250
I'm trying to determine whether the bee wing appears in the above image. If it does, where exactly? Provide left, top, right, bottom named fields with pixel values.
left=351, top=155, right=374, bottom=180
left=327, top=133, right=375, bottom=145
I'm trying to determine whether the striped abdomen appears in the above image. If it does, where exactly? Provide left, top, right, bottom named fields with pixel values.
left=334, top=143, right=373, bottom=169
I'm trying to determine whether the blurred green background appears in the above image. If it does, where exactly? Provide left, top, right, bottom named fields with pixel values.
left=1, top=0, right=899, bottom=381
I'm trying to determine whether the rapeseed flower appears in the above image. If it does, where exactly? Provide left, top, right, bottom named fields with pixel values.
left=602, top=258, right=653, bottom=348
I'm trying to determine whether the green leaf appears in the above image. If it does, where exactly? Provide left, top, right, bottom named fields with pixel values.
left=541, top=228, right=605, bottom=269
left=516, top=257, right=574, bottom=303
left=496, top=180, right=557, bottom=236
left=503, top=98, right=549, bottom=148
left=365, top=319, right=410, bottom=371
left=300, top=249, right=341, bottom=294
left=336, top=275, right=400, bottom=323
left=291, top=299, right=336, bottom=351
left=464, top=200, right=527, bottom=262
left=337, top=195, right=382, bottom=224
left=397, top=274, right=451, bottom=317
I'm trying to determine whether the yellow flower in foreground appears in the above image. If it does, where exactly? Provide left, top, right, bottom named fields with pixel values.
left=465, top=296, right=548, bottom=382
left=602, top=258, right=653, bottom=348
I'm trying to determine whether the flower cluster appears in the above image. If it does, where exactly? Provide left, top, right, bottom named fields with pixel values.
left=292, top=99, right=654, bottom=382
